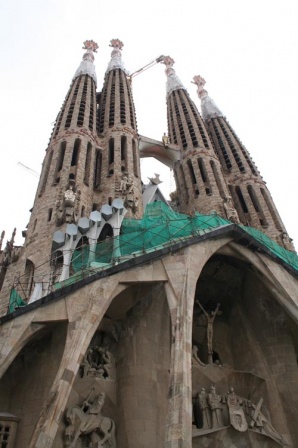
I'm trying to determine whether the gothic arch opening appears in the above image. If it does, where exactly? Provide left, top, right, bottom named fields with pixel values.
left=61, top=282, right=171, bottom=448
left=0, top=323, right=68, bottom=448
left=191, top=253, right=298, bottom=446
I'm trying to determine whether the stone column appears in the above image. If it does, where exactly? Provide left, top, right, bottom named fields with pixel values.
left=163, top=256, right=198, bottom=448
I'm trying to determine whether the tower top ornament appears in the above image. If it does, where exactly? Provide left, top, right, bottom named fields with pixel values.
left=106, top=38, right=127, bottom=74
left=192, top=75, right=223, bottom=121
left=161, top=56, right=185, bottom=97
left=73, top=40, right=98, bottom=84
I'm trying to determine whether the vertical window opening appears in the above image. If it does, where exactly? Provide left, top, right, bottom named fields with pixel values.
left=235, top=186, right=248, bottom=213
left=65, top=78, right=81, bottom=129
left=39, top=150, right=53, bottom=196
left=54, top=141, right=66, bottom=184
left=121, top=136, right=127, bottom=172
left=260, top=188, right=283, bottom=231
left=187, top=160, right=199, bottom=197
left=24, top=259, right=35, bottom=299
left=108, top=138, right=114, bottom=175
left=198, top=158, right=212, bottom=195
left=94, top=149, right=102, bottom=189
left=109, top=71, right=116, bottom=127
left=48, top=208, right=53, bottom=222
left=71, top=139, right=81, bottom=166
left=132, top=139, right=138, bottom=177
left=77, top=76, right=88, bottom=127
left=210, top=160, right=225, bottom=198
left=84, top=142, right=92, bottom=185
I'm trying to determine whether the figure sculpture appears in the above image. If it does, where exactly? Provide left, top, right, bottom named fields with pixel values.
left=65, top=389, right=116, bottom=448
left=192, top=345, right=206, bottom=367
left=207, top=386, right=223, bottom=428
left=196, top=301, right=220, bottom=364
left=223, top=196, right=239, bottom=223
left=80, top=346, right=115, bottom=380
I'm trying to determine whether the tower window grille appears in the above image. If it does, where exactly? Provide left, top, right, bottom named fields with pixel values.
left=108, top=138, right=114, bottom=175
left=53, top=141, right=66, bottom=184
left=173, top=91, right=187, bottom=149
left=39, top=150, right=53, bottom=196
left=54, top=82, right=74, bottom=137
left=84, top=142, right=92, bottom=186
left=210, top=119, right=232, bottom=170
left=119, top=74, right=126, bottom=125
left=225, top=121, right=258, bottom=175
left=218, top=118, right=245, bottom=173
left=178, top=91, right=199, bottom=148
left=99, top=84, right=108, bottom=133
left=94, top=149, right=102, bottom=189
left=126, top=76, right=137, bottom=130
left=121, top=136, right=127, bottom=172
left=89, top=80, right=95, bottom=131
left=65, top=77, right=81, bottom=129
left=109, top=71, right=116, bottom=127
left=77, top=76, right=88, bottom=127
left=188, top=100, right=210, bottom=149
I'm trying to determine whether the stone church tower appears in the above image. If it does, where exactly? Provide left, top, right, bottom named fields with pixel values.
left=0, top=41, right=297, bottom=448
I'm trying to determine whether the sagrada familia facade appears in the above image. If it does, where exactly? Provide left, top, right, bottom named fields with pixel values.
left=0, top=39, right=297, bottom=448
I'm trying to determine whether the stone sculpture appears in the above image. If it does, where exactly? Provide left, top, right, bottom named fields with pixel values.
left=207, top=386, right=223, bottom=429
left=65, top=389, right=116, bottom=448
left=192, top=385, right=285, bottom=445
left=192, top=345, right=206, bottom=367
left=196, top=301, right=220, bottom=364
left=223, top=196, right=240, bottom=223
left=80, top=346, right=115, bottom=380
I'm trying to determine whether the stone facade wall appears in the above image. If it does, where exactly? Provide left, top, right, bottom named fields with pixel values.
left=0, top=323, right=67, bottom=448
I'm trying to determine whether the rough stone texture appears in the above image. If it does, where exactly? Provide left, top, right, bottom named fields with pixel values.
left=206, top=116, right=293, bottom=249
left=0, top=238, right=297, bottom=447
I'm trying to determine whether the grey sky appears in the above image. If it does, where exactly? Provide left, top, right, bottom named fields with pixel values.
left=0, top=0, right=297, bottom=247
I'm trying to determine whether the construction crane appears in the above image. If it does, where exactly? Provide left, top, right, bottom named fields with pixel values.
left=17, top=162, right=39, bottom=178
left=127, top=55, right=165, bottom=83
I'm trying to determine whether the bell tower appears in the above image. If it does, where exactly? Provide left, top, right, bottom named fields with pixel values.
left=97, top=39, right=143, bottom=218
left=193, top=75, right=294, bottom=250
left=162, top=57, right=232, bottom=217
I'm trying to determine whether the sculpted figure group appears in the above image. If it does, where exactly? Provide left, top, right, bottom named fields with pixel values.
left=81, top=346, right=115, bottom=380
left=65, top=389, right=116, bottom=448
left=193, top=385, right=284, bottom=445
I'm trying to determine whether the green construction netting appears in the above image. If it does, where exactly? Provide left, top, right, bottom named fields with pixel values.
left=70, top=202, right=298, bottom=274
left=9, top=288, right=27, bottom=313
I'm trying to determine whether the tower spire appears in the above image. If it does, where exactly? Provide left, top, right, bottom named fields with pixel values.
left=195, top=76, right=294, bottom=249
left=192, top=75, right=223, bottom=121
left=162, top=56, right=185, bottom=97
left=161, top=57, right=231, bottom=217
left=73, top=40, right=98, bottom=85
left=106, top=38, right=127, bottom=74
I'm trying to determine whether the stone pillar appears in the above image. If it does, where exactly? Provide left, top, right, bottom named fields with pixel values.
left=164, top=267, right=197, bottom=447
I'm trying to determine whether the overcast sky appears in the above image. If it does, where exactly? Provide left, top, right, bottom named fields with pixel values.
left=0, top=0, right=297, bottom=247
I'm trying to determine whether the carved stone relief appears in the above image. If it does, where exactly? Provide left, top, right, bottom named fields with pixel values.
left=80, top=346, right=115, bottom=380
left=64, top=389, right=116, bottom=448
left=192, top=385, right=284, bottom=445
